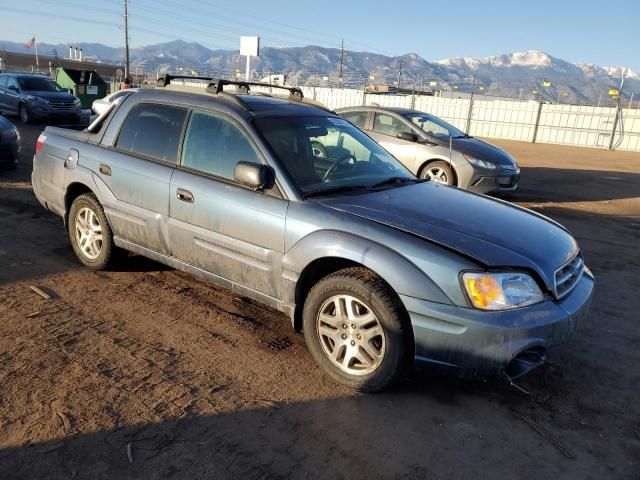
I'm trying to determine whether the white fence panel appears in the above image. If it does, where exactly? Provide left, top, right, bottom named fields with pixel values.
left=165, top=82, right=639, bottom=151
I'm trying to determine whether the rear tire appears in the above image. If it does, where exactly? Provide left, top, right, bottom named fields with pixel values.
left=303, top=267, right=409, bottom=392
left=421, top=160, right=454, bottom=186
left=68, top=193, right=119, bottom=270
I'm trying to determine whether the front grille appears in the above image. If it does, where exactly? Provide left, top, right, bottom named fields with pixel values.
left=554, top=253, right=584, bottom=299
left=49, top=101, right=76, bottom=111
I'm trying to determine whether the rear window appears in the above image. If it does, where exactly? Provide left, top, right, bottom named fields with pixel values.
left=115, top=103, right=188, bottom=163
left=341, top=111, right=368, bottom=129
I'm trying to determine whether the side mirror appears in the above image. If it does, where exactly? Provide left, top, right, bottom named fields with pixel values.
left=396, top=131, right=418, bottom=142
left=8, top=85, right=19, bottom=92
left=234, top=161, right=275, bottom=191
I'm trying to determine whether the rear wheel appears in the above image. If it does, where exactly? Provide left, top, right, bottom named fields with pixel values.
left=68, top=193, right=119, bottom=270
left=19, top=104, right=32, bottom=124
left=303, top=267, right=409, bottom=392
left=421, top=160, right=454, bottom=186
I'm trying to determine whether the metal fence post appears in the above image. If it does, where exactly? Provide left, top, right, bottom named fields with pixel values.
left=465, top=94, right=474, bottom=134
left=531, top=101, right=543, bottom=143
left=608, top=104, right=621, bottom=150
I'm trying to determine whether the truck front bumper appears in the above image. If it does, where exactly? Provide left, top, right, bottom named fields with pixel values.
left=401, top=272, right=594, bottom=378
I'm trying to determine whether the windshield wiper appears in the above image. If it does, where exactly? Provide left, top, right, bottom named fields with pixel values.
left=369, top=177, right=425, bottom=189
left=301, top=184, right=370, bottom=199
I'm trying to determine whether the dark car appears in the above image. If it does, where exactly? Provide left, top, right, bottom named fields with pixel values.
left=0, top=113, right=20, bottom=169
left=0, top=73, right=82, bottom=124
left=336, top=106, right=520, bottom=193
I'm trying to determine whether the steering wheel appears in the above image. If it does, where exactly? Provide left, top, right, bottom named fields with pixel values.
left=322, top=155, right=357, bottom=182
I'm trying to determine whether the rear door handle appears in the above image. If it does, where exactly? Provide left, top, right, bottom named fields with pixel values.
left=99, top=164, right=111, bottom=176
left=176, top=188, right=194, bottom=203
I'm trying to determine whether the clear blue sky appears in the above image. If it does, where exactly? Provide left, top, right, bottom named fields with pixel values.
left=2, top=0, right=639, bottom=70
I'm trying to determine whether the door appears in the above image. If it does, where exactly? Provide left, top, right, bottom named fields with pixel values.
left=369, top=113, right=420, bottom=171
left=3, top=77, right=21, bottom=114
left=168, top=110, right=287, bottom=299
left=96, top=102, right=188, bottom=254
left=0, top=75, right=8, bottom=112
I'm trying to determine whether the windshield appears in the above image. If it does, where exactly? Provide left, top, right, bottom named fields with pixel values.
left=406, top=113, right=467, bottom=139
left=18, top=77, right=64, bottom=92
left=254, top=116, right=415, bottom=197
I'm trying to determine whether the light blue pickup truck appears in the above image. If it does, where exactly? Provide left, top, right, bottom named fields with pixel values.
left=31, top=77, right=594, bottom=391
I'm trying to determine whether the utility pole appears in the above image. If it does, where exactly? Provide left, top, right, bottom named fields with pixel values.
left=123, top=0, right=130, bottom=82
left=396, top=61, right=402, bottom=88
left=608, top=69, right=626, bottom=150
left=338, top=40, right=344, bottom=87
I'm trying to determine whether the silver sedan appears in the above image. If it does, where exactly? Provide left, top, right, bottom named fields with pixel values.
left=337, top=106, right=520, bottom=194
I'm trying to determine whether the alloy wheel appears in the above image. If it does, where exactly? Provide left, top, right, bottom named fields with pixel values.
left=427, top=166, right=449, bottom=184
left=316, top=294, right=386, bottom=376
left=74, top=207, right=103, bottom=260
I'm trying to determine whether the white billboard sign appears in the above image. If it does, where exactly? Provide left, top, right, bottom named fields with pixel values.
left=240, top=36, right=260, bottom=57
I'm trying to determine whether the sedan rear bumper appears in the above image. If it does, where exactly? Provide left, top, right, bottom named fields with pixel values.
left=401, top=272, right=594, bottom=378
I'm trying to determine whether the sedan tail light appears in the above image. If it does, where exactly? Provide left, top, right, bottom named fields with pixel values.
left=35, top=134, right=45, bottom=154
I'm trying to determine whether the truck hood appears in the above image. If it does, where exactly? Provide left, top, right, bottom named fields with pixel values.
left=319, top=182, right=578, bottom=292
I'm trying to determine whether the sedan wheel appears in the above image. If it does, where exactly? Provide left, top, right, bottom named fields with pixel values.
left=421, top=160, right=454, bottom=186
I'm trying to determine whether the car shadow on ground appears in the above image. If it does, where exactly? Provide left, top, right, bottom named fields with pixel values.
left=0, top=366, right=629, bottom=480
left=495, top=166, right=640, bottom=203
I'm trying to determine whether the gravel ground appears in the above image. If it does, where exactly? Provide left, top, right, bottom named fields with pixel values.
left=0, top=121, right=639, bottom=479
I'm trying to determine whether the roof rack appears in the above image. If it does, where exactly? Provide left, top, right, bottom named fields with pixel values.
left=153, top=74, right=333, bottom=112
left=155, top=74, right=216, bottom=87
left=204, top=79, right=304, bottom=101
left=157, top=74, right=304, bottom=99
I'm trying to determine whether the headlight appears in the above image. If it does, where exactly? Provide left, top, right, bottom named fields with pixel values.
left=25, top=95, right=39, bottom=102
left=73, top=98, right=81, bottom=105
left=462, top=272, right=544, bottom=310
left=464, top=154, right=496, bottom=170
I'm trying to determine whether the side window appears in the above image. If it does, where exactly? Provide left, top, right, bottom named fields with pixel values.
left=7, top=77, right=19, bottom=90
left=181, top=111, right=260, bottom=180
left=115, top=103, right=187, bottom=163
left=420, top=120, right=449, bottom=137
left=341, top=111, right=368, bottom=129
left=0, top=76, right=7, bottom=87
left=373, top=113, right=409, bottom=137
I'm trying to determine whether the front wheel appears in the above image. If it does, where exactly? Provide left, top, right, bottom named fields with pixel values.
left=421, top=160, right=454, bottom=186
left=303, top=267, right=409, bottom=392
left=19, top=104, right=32, bottom=124
left=68, top=193, right=119, bottom=270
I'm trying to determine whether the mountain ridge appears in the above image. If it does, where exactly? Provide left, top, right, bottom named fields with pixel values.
left=1, top=39, right=637, bottom=105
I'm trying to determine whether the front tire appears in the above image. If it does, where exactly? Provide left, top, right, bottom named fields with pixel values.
left=68, top=193, right=118, bottom=270
left=19, top=104, right=32, bottom=124
left=303, top=267, right=409, bottom=392
left=421, top=160, right=454, bottom=186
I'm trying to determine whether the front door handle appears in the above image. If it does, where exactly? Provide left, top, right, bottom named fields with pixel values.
left=99, top=164, right=111, bottom=176
left=176, top=188, right=194, bottom=203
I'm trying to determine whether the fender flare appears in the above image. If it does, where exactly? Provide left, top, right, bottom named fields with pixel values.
left=281, top=229, right=452, bottom=307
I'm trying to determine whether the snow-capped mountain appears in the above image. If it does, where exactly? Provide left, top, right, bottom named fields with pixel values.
left=1, top=40, right=637, bottom=105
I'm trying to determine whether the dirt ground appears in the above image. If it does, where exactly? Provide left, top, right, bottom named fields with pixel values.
left=0, top=122, right=639, bottom=479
